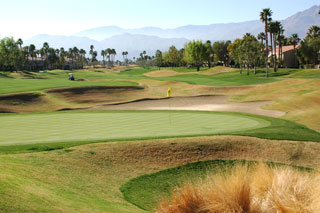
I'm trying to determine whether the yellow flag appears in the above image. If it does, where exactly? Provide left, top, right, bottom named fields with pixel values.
left=167, top=87, right=172, bottom=97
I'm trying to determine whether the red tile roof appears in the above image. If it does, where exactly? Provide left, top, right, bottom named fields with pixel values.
left=274, top=45, right=300, bottom=53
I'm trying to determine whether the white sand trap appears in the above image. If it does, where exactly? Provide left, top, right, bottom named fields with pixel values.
left=92, top=95, right=285, bottom=118
left=144, top=70, right=182, bottom=77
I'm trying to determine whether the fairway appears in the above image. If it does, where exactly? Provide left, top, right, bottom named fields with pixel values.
left=0, top=111, right=270, bottom=146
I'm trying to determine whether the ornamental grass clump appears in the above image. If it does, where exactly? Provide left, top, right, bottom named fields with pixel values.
left=157, top=163, right=320, bottom=213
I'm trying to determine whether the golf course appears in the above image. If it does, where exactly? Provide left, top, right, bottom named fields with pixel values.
left=0, top=65, right=320, bottom=212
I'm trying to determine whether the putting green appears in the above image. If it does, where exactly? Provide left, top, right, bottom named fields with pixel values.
left=0, top=111, right=270, bottom=146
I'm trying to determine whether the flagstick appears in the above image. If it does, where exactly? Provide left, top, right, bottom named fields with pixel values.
left=169, top=97, right=172, bottom=125
left=167, top=87, right=172, bottom=126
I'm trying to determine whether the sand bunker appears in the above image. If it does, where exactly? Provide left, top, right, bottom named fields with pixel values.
left=144, top=70, right=182, bottom=77
left=92, top=95, right=285, bottom=118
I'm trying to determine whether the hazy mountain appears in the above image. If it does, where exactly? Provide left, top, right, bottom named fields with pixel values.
left=74, top=5, right=320, bottom=40
left=74, top=21, right=263, bottom=41
left=24, top=34, right=100, bottom=50
left=25, top=34, right=188, bottom=59
left=25, top=5, right=320, bottom=59
left=282, top=5, right=320, bottom=37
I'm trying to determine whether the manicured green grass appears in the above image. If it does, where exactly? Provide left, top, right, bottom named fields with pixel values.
left=169, top=67, right=211, bottom=73
left=242, top=68, right=320, bottom=78
left=153, top=72, right=279, bottom=86
left=0, top=110, right=269, bottom=148
left=287, top=69, right=320, bottom=78
left=0, top=110, right=320, bottom=154
left=0, top=67, right=159, bottom=94
left=2, top=67, right=319, bottom=94
left=120, top=159, right=312, bottom=211
left=0, top=78, right=138, bottom=94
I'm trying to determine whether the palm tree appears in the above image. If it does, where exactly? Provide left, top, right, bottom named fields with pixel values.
left=17, top=38, right=23, bottom=49
left=243, top=33, right=253, bottom=38
left=28, top=44, right=36, bottom=70
left=269, top=21, right=281, bottom=71
left=89, top=45, right=95, bottom=66
left=268, top=22, right=275, bottom=69
left=42, top=42, right=49, bottom=69
left=122, top=51, right=125, bottom=60
left=101, top=50, right=106, bottom=67
left=306, top=25, right=320, bottom=39
left=22, top=46, right=29, bottom=62
left=257, top=32, right=265, bottom=45
left=155, top=50, right=162, bottom=69
left=278, top=34, right=286, bottom=61
left=72, top=47, right=79, bottom=68
left=79, top=49, right=86, bottom=68
left=59, top=48, right=66, bottom=69
left=92, top=51, right=97, bottom=66
left=289, top=33, right=300, bottom=67
left=111, top=49, right=116, bottom=66
left=106, top=48, right=111, bottom=67
left=125, top=51, right=128, bottom=64
left=260, top=8, right=272, bottom=77
left=277, top=24, right=285, bottom=67
left=67, top=48, right=74, bottom=69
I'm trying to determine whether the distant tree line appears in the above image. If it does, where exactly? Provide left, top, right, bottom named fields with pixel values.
left=0, top=8, right=319, bottom=74
left=139, top=8, right=320, bottom=77
left=0, top=38, right=121, bottom=71
left=0, top=38, right=89, bottom=71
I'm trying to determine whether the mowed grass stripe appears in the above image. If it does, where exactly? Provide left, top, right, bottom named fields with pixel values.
left=0, top=111, right=269, bottom=146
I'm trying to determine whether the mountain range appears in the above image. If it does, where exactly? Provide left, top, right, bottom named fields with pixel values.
left=25, top=5, right=320, bottom=60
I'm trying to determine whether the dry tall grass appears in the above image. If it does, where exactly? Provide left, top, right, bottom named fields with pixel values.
left=157, top=163, right=320, bottom=213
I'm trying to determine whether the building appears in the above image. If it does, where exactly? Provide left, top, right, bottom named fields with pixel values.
left=269, top=45, right=300, bottom=68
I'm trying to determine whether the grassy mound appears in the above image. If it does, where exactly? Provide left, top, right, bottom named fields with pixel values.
left=120, top=160, right=312, bottom=211
left=0, top=136, right=319, bottom=212
left=47, top=85, right=144, bottom=104
left=0, top=92, right=43, bottom=105
left=47, top=85, right=143, bottom=94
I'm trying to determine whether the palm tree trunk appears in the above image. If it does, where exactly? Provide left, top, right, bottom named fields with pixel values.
left=246, top=64, right=249, bottom=75
left=254, top=66, right=257, bottom=75
left=269, top=32, right=273, bottom=70
left=294, top=45, right=297, bottom=67
left=265, top=23, right=269, bottom=78
left=278, top=36, right=281, bottom=68
left=273, top=33, right=277, bottom=72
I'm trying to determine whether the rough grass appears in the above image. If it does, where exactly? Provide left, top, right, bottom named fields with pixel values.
left=230, top=78, right=320, bottom=131
left=1, top=66, right=318, bottom=116
left=156, top=163, right=320, bottom=213
left=1, top=136, right=320, bottom=212
left=0, top=92, right=43, bottom=104
left=47, top=85, right=144, bottom=104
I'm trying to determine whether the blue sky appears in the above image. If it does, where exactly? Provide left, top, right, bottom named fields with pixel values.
left=0, top=0, right=318, bottom=39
